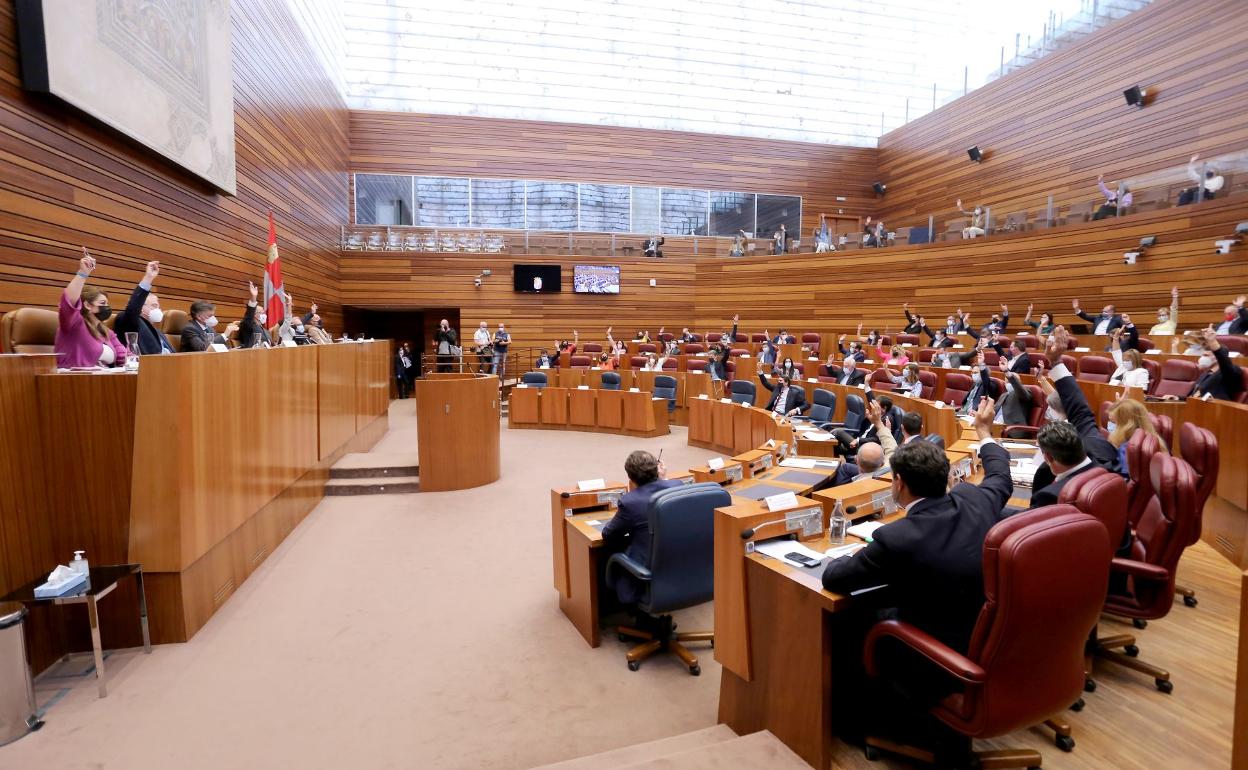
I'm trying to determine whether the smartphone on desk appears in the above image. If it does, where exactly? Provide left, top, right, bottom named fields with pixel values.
left=786, top=552, right=823, bottom=568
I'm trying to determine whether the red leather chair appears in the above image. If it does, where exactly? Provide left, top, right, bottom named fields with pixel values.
left=1065, top=337, right=1079, bottom=351
left=1003, top=384, right=1045, bottom=438
left=582, top=342, right=603, bottom=354
left=733, top=333, right=748, bottom=343
left=1175, top=424, right=1218, bottom=607
left=863, top=507, right=1109, bottom=767
left=750, top=332, right=766, bottom=343
left=706, top=332, right=722, bottom=344
left=868, top=368, right=894, bottom=388
left=1060, top=354, right=1078, bottom=371
left=801, top=332, right=821, bottom=355
left=629, top=355, right=648, bottom=368
left=657, top=332, right=673, bottom=343
left=660, top=358, right=677, bottom=371
left=1141, top=359, right=1161, bottom=394
left=1149, top=413, right=1173, bottom=447
left=1239, top=367, right=1248, bottom=404
left=682, top=343, right=705, bottom=355
left=982, top=350, right=1000, bottom=367
left=729, top=348, right=749, bottom=358
left=1136, top=337, right=1154, bottom=353
left=0, top=307, right=58, bottom=354
left=638, top=343, right=657, bottom=354
left=1095, top=453, right=1199, bottom=693
left=918, top=370, right=937, bottom=399
left=1216, top=335, right=1248, bottom=355
left=685, top=358, right=708, bottom=373
left=817, top=363, right=835, bottom=378
left=688, top=332, right=703, bottom=343
left=1152, top=360, right=1199, bottom=398
left=940, top=373, right=973, bottom=407
left=1026, top=352, right=1046, bottom=370
left=788, top=361, right=806, bottom=375
left=1123, top=431, right=1164, bottom=528
left=917, top=348, right=937, bottom=363
left=1015, top=334, right=1038, bottom=349
left=896, top=333, right=920, bottom=345
left=568, top=355, right=592, bottom=367
left=1059, top=468, right=1128, bottom=558
left=724, top=360, right=736, bottom=381
left=1076, top=355, right=1115, bottom=383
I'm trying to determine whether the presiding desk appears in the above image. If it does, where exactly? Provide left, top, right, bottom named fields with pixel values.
left=0, top=342, right=391, bottom=657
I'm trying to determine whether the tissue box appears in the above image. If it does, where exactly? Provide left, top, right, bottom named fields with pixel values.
left=34, top=570, right=88, bottom=598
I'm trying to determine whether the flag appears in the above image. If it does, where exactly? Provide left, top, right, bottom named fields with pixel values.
left=263, top=212, right=285, bottom=325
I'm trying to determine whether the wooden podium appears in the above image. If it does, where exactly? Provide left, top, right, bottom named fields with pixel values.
left=414, top=373, right=501, bottom=492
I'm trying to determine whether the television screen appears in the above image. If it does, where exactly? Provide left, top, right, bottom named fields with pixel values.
left=573, top=265, right=621, bottom=294
left=513, top=264, right=561, bottom=293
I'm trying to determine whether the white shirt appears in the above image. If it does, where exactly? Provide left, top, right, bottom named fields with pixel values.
left=1109, top=350, right=1150, bottom=389
left=1093, top=317, right=1111, bottom=335
left=1053, top=457, right=1093, bottom=485
left=99, top=342, right=115, bottom=365
left=474, top=328, right=490, bottom=345
left=773, top=386, right=790, bottom=414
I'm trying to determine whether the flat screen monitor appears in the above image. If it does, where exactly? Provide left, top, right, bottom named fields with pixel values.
left=513, top=264, right=561, bottom=293
left=573, top=265, right=620, bottom=294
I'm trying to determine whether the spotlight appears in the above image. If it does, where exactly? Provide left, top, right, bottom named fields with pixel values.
left=1139, top=236, right=1157, bottom=248
left=1236, top=222, right=1248, bottom=235
left=1123, top=85, right=1147, bottom=108
left=473, top=277, right=482, bottom=287
left=872, top=182, right=887, bottom=195
left=1214, top=239, right=1238, bottom=255
left=481, top=269, right=492, bottom=276
left=1123, top=252, right=1139, bottom=265
left=967, top=146, right=983, bottom=163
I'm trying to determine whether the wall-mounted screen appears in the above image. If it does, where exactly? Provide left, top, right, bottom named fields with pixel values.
left=573, top=265, right=620, bottom=294
left=513, top=264, right=561, bottom=293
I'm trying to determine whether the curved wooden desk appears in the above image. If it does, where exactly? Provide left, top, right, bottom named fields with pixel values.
left=415, top=374, right=501, bottom=492
left=508, top=385, right=669, bottom=438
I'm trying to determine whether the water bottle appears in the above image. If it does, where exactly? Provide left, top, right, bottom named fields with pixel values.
left=829, top=499, right=847, bottom=545
left=124, top=332, right=140, bottom=372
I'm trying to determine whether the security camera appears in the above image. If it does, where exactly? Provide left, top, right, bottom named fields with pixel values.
left=1139, top=236, right=1157, bottom=248
left=1236, top=222, right=1248, bottom=235
left=473, top=277, right=482, bottom=287
left=1215, top=239, right=1238, bottom=255
left=1123, top=252, right=1139, bottom=265
left=481, top=269, right=492, bottom=277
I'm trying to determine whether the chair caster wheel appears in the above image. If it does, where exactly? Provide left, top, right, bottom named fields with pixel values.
left=627, top=660, right=640, bottom=672
left=1156, top=678, right=1173, bottom=694
left=1056, top=735, right=1075, bottom=752
left=1124, top=644, right=1140, bottom=657
left=1071, top=698, right=1085, bottom=712
left=1084, top=678, right=1097, bottom=693
left=1133, top=618, right=1148, bottom=629
left=1183, top=595, right=1198, bottom=607
left=690, top=665, right=701, bottom=676
left=864, top=745, right=881, bottom=761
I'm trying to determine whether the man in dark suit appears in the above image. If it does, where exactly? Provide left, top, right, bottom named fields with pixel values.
left=836, top=335, right=868, bottom=362
left=238, top=281, right=273, bottom=349
left=181, top=300, right=235, bottom=352
left=758, top=373, right=808, bottom=417
left=994, top=370, right=1034, bottom=431
left=1215, top=296, right=1248, bottom=335
left=823, top=395, right=1011, bottom=657
left=1184, top=328, right=1245, bottom=402
left=114, top=260, right=174, bottom=355
left=992, top=337, right=1033, bottom=374
left=1035, top=327, right=1122, bottom=478
left=959, top=357, right=1001, bottom=415
left=601, top=451, right=684, bottom=606
left=1071, top=298, right=1123, bottom=336
left=923, top=325, right=956, bottom=349
left=826, top=357, right=866, bottom=386
left=1027, top=421, right=1098, bottom=508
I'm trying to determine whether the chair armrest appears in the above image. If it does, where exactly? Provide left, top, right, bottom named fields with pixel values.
left=1002, top=425, right=1040, bottom=437
left=1110, top=557, right=1170, bottom=583
left=606, top=553, right=653, bottom=584
left=823, top=423, right=862, bottom=435
left=863, top=619, right=987, bottom=684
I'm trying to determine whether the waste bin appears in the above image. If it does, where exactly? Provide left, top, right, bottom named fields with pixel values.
left=0, top=602, right=41, bottom=745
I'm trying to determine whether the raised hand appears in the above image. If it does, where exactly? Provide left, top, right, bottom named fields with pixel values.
left=1027, top=302, right=1034, bottom=313
left=838, top=334, right=846, bottom=343
left=856, top=323, right=863, bottom=334
left=865, top=399, right=883, bottom=425
left=917, top=315, right=926, bottom=326
left=1235, top=295, right=1246, bottom=308
left=79, top=252, right=97, bottom=274
left=1171, top=286, right=1179, bottom=299
left=248, top=281, right=258, bottom=302
left=1120, top=312, right=1132, bottom=326
left=1046, top=326, right=1069, bottom=366
left=606, top=326, right=612, bottom=334
left=956, top=198, right=962, bottom=209
left=1190, top=153, right=1200, bottom=163
left=732, top=313, right=739, bottom=322
left=1202, top=327, right=1220, bottom=349
left=1097, top=173, right=1104, bottom=182
left=902, top=301, right=909, bottom=310
left=144, top=260, right=160, bottom=283
left=973, top=396, right=996, bottom=438
left=1071, top=298, right=1080, bottom=311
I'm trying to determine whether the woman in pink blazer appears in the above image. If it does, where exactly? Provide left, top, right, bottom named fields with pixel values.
left=53, top=249, right=128, bottom=368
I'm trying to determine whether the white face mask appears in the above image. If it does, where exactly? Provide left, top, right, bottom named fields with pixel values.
left=205, top=316, right=218, bottom=328
left=1158, top=314, right=1168, bottom=323
left=257, top=313, right=267, bottom=325
left=147, top=307, right=164, bottom=324
left=1045, top=406, right=1063, bottom=421
left=1198, top=354, right=1215, bottom=369
left=1106, top=420, right=1117, bottom=434
left=1123, top=361, right=1134, bottom=371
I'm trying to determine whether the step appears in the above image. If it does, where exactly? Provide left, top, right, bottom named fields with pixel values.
left=330, top=453, right=419, bottom=479
left=530, top=725, right=737, bottom=770
left=324, top=476, right=419, bottom=495
left=618, top=731, right=809, bottom=770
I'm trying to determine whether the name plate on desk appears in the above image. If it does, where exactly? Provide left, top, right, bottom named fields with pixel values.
left=210, top=343, right=228, bottom=352
left=577, top=478, right=606, bottom=491
left=787, top=505, right=824, bottom=537
left=807, top=377, right=817, bottom=383
left=698, top=393, right=709, bottom=399
left=629, top=387, right=641, bottom=393
left=870, top=489, right=897, bottom=514
left=577, top=385, right=590, bottom=390
left=756, top=454, right=773, bottom=470
left=596, top=490, right=623, bottom=506
left=720, top=398, right=733, bottom=403
left=707, top=457, right=725, bottom=470
left=281, top=340, right=296, bottom=348
left=765, top=491, right=800, bottom=512
left=724, top=465, right=744, bottom=482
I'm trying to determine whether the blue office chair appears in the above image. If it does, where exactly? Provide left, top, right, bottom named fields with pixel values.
left=607, top=482, right=730, bottom=674
left=521, top=371, right=548, bottom=388
left=805, top=388, right=837, bottom=429
left=826, top=393, right=866, bottom=435
left=728, top=379, right=756, bottom=405
left=653, top=375, right=677, bottom=413
left=600, top=371, right=621, bottom=390
left=925, top=433, right=947, bottom=449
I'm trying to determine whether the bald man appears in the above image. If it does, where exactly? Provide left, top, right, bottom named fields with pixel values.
left=814, top=399, right=897, bottom=490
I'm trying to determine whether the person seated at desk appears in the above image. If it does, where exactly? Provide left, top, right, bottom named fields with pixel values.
left=181, top=300, right=237, bottom=352
left=837, top=335, right=867, bottom=363
left=816, top=400, right=898, bottom=489
left=987, top=335, right=1031, bottom=374
left=822, top=398, right=1011, bottom=704
left=877, top=344, right=909, bottom=367
left=1163, top=327, right=1244, bottom=402
left=772, top=356, right=799, bottom=379
left=535, top=350, right=553, bottom=368
left=1035, top=328, right=1122, bottom=476
left=884, top=363, right=922, bottom=398
left=601, top=451, right=683, bottom=609
left=1071, top=298, right=1122, bottom=336
left=114, top=259, right=175, bottom=355
left=633, top=329, right=651, bottom=344
left=963, top=305, right=1008, bottom=337
left=597, top=352, right=617, bottom=371
left=238, top=281, right=273, bottom=348
left=677, top=327, right=697, bottom=343
left=899, top=412, right=924, bottom=445
left=1023, top=304, right=1056, bottom=336
left=923, top=325, right=956, bottom=349
left=1215, top=295, right=1248, bottom=335
left=826, top=355, right=866, bottom=386
left=53, top=250, right=130, bottom=368
left=858, top=325, right=882, bottom=348
left=643, top=236, right=664, bottom=258
left=833, top=394, right=901, bottom=458
left=901, top=304, right=924, bottom=335
left=1108, top=342, right=1149, bottom=390
left=1027, top=421, right=1100, bottom=509
left=556, top=330, right=579, bottom=359
left=1106, top=399, right=1161, bottom=476
left=758, top=372, right=807, bottom=417
left=276, top=293, right=310, bottom=345
left=992, top=369, right=1034, bottom=437
left=303, top=313, right=333, bottom=344
left=958, top=353, right=1001, bottom=415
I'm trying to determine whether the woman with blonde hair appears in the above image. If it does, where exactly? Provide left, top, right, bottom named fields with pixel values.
left=885, top=363, right=923, bottom=397
left=877, top=343, right=910, bottom=366
left=54, top=249, right=128, bottom=368
left=1109, top=346, right=1149, bottom=390
left=1107, top=399, right=1161, bottom=473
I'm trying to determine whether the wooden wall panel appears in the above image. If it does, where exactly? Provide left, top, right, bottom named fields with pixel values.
left=347, top=111, right=879, bottom=236
left=875, top=0, right=1248, bottom=229
left=0, top=0, right=348, bottom=331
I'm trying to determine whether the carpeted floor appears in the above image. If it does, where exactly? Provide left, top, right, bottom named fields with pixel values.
left=3, top=400, right=726, bottom=770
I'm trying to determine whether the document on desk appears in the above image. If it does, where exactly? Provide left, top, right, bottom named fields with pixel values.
left=799, top=432, right=833, bottom=441
left=755, top=539, right=826, bottom=568
left=847, top=521, right=885, bottom=541
left=779, top=457, right=817, bottom=469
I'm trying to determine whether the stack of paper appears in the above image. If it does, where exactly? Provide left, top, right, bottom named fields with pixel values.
left=847, top=521, right=885, bottom=541
left=780, top=457, right=817, bottom=469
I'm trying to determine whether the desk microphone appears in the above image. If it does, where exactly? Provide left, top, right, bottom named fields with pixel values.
left=740, top=508, right=821, bottom=540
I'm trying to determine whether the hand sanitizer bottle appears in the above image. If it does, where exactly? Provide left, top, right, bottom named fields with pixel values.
left=71, top=550, right=89, bottom=576
left=829, top=500, right=847, bottom=546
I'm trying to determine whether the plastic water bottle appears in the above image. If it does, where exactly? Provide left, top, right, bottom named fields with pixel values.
left=124, top=332, right=140, bottom=372
left=829, top=500, right=847, bottom=546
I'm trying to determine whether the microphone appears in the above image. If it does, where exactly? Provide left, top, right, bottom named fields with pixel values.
left=740, top=508, right=822, bottom=540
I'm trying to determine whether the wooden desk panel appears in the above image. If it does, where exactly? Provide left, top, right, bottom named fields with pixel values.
left=509, top=386, right=541, bottom=425
left=597, top=389, right=624, bottom=429
left=732, top=403, right=754, bottom=453
left=622, top=391, right=655, bottom=433
left=712, top=400, right=735, bottom=449
left=568, top=388, right=597, bottom=426
left=319, top=343, right=360, bottom=460
left=541, top=387, right=570, bottom=426
left=414, top=374, right=501, bottom=492
left=688, top=396, right=713, bottom=444
left=556, top=368, right=584, bottom=389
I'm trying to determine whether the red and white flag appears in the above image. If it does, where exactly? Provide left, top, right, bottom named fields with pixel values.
left=263, top=212, right=285, bottom=324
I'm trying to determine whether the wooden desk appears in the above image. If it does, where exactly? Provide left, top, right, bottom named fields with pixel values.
left=508, top=385, right=541, bottom=426
left=568, top=387, right=597, bottom=427
left=551, top=483, right=627, bottom=647
left=508, top=387, right=669, bottom=438
left=413, top=373, right=501, bottom=492
left=541, top=387, right=570, bottom=425
left=1181, top=398, right=1248, bottom=566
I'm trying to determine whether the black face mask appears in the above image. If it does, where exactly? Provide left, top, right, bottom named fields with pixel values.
left=94, top=306, right=112, bottom=322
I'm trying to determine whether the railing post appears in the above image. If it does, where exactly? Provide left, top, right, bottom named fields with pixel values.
left=928, top=214, right=935, bottom=244
left=1047, top=195, right=1054, bottom=225
left=1197, top=162, right=1208, bottom=203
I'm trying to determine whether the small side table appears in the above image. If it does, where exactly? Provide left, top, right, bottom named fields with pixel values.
left=2, top=564, right=151, bottom=697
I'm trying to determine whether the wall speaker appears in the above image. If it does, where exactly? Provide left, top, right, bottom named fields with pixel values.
left=1123, top=85, right=1146, bottom=108
left=967, top=146, right=983, bottom=163
left=872, top=182, right=886, bottom=195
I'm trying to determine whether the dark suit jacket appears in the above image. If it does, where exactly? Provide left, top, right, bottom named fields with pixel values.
left=759, top=374, right=808, bottom=415
left=827, top=366, right=866, bottom=386
left=902, top=309, right=923, bottom=335
left=1230, top=306, right=1248, bottom=334
left=1029, top=460, right=1099, bottom=509
left=992, top=344, right=1032, bottom=374
left=181, top=321, right=224, bottom=352
left=837, top=344, right=867, bottom=362
left=1075, top=310, right=1124, bottom=335
left=997, top=374, right=1034, bottom=426
left=1191, top=346, right=1245, bottom=402
left=923, top=326, right=955, bottom=348
left=963, top=367, right=1002, bottom=412
left=239, top=304, right=272, bottom=348
left=601, top=478, right=685, bottom=604
left=1054, top=372, right=1122, bottom=474
left=811, top=461, right=862, bottom=493
left=822, top=442, right=1013, bottom=653
left=113, top=284, right=173, bottom=355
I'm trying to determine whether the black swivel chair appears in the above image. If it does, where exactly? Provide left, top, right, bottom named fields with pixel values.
left=801, top=388, right=837, bottom=429
left=924, top=433, right=947, bottom=449
left=607, top=482, right=730, bottom=675
left=600, top=371, right=621, bottom=390
left=826, top=392, right=866, bottom=435
left=521, top=371, right=548, bottom=388
left=653, top=375, right=678, bottom=414
left=728, top=379, right=756, bottom=405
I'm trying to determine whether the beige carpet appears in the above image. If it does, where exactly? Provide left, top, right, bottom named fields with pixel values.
left=2, top=400, right=727, bottom=770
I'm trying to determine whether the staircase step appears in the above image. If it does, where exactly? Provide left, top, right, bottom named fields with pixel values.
left=330, top=453, right=419, bottom=479
left=617, top=731, right=809, bottom=769
left=530, top=725, right=737, bottom=770
left=324, top=476, right=419, bottom=495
